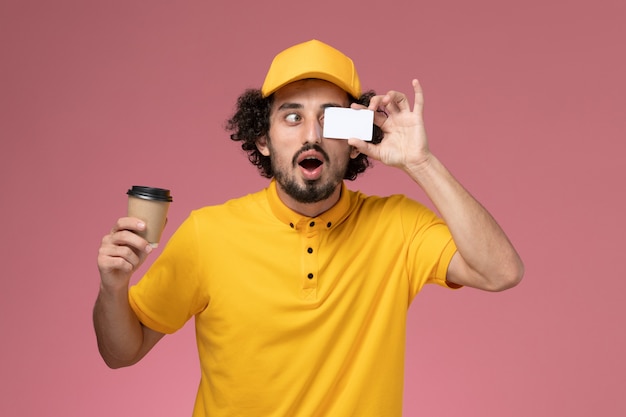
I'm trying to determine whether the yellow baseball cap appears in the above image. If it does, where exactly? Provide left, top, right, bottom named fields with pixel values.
left=261, top=39, right=362, bottom=98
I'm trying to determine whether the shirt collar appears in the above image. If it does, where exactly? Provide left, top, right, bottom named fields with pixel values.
left=266, top=179, right=352, bottom=231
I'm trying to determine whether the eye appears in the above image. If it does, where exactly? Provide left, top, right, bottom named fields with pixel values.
left=285, top=113, right=301, bottom=123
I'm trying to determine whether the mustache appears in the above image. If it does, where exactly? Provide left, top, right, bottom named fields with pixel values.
left=292, top=144, right=330, bottom=166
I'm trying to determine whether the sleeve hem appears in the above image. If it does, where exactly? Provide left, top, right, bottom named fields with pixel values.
left=436, top=239, right=462, bottom=289
left=128, top=289, right=179, bottom=334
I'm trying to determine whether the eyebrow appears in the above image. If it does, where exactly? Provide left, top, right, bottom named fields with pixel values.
left=276, top=102, right=346, bottom=111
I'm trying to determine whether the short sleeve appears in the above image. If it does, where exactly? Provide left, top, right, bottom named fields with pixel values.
left=399, top=197, right=460, bottom=300
left=129, top=212, right=208, bottom=334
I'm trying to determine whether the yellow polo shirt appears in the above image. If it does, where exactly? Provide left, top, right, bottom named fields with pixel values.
left=129, top=180, right=457, bottom=417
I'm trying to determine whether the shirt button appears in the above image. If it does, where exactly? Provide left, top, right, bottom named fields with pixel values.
left=309, top=221, right=315, bottom=227
left=307, top=247, right=313, bottom=254
left=289, top=223, right=294, bottom=228
left=307, top=273, right=314, bottom=279
left=326, top=222, right=332, bottom=228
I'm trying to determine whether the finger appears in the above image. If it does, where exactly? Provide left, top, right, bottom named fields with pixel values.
left=99, top=243, right=141, bottom=267
left=412, top=79, right=424, bottom=114
left=347, top=138, right=380, bottom=161
left=98, top=232, right=154, bottom=275
left=98, top=254, right=134, bottom=274
left=98, top=251, right=139, bottom=277
left=111, top=217, right=147, bottom=234
left=384, top=90, right=410, bottom=114
left=351, top=100, right=388, bottom=128
left=365, top=94, right=386, bottom=111
left=103, top=227, right=152, bottom=255
left=373, top=110, right=388, bottom=127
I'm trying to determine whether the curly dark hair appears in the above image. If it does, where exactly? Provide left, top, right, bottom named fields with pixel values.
left=226, top=89, right=383, bottom=180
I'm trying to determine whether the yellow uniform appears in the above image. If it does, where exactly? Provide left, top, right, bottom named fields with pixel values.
left=129, top=180, right=458, bottom=416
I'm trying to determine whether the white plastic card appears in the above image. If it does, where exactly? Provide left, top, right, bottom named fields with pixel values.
left=323, top=107, right=374, bottom=141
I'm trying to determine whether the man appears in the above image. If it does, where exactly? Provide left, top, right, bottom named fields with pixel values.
left=94, top=39, right=523, bottom=416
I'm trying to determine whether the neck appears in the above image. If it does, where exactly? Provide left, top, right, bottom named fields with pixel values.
left=275, top=183, right=342, bottom=218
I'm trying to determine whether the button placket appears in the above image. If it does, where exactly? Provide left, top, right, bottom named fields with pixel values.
left=301, top=219, right=320, bottom=298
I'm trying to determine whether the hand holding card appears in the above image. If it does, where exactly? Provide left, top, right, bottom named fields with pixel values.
left=323, top=108, right=373, bottom=141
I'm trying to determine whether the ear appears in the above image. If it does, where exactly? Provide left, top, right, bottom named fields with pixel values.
left=349, top=145, right=360, bottom=160
left=255, top=136, right=271, bottom=156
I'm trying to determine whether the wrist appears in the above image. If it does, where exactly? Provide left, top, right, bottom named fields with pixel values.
left=99, top=276, right=131, bottom=298
left=403, top=151, right=436, bottom=182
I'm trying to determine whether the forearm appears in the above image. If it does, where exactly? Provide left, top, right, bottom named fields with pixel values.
left=350, top=80, right=522, bottom=289
left=406, top=154, right=524, bottom=290
left=93, top=284, right=145, bottom=368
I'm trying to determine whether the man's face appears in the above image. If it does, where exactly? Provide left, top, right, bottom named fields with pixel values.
left=256, top=79, right=359, bottom=204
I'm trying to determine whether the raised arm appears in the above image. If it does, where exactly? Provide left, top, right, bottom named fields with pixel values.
left=349, top=79, right=524, bottom=291
left=93, top=218, right=165, bottom=368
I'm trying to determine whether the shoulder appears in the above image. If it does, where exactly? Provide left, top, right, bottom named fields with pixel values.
left=191, top=188, right=269, bottom=217
left=345, top=189, right=443, bottom=232
left=348, top=189, right=430, bottom=214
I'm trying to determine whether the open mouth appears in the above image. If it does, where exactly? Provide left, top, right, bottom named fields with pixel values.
left=294, top=146, right=328, bottom=180
left=298, top=157, right=323, bottom=171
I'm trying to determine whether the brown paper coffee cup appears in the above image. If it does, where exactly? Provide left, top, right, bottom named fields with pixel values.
left=126, top=186, right=173, bottom=247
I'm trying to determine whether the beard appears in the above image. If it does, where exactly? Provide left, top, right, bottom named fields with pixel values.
left=274, top=171, right=339, bottom=204
left=270, top=143, right=348, bottom=204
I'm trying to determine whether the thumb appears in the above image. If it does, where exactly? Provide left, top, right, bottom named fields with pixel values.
left=348, top=138, right=380, bottom=161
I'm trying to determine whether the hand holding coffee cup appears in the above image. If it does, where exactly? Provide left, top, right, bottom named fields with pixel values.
left=126, top=186, right=173, bottom=248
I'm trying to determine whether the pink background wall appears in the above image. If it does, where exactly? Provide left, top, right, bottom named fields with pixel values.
left=1, top=0, right=625, bottom=415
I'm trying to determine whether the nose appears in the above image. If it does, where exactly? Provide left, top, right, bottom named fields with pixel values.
left=303, top=117, right=322, bottom=144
